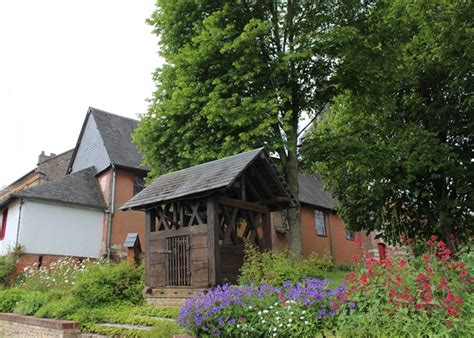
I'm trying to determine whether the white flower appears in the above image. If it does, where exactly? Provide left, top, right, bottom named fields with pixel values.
left=269, top=305, right=273, bottom=309
left=305, top=321, right=309, bottom=325
left=302, top=310, right=306, bottom=314
left=273, top=334, right=277, bottom=337
left=262, top=320, right=265, bottom=324
left=276, top=317, right=280, bottom=321
left=263, top=310, right=269, bottom=314
left=300, top=316, right=304, bottom=320
left=287, top=324, right=291, bottom=327
left=248, top=305, right=253, bottom=310
left=279, top=323, right=283, bottom=328
left=237, top=324, right=241, bottom=328
left=288, top=318, right=293, bottom=323
left=258, top=311, right=262, bottom=315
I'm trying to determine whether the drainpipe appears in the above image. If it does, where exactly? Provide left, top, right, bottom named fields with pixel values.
left=15, top=199, right=24, bottom=246
left=106, top=165, right=116, bottom=259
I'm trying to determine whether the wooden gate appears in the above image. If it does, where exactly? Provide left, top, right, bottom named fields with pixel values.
left=165, top=235, right=191, bottom=286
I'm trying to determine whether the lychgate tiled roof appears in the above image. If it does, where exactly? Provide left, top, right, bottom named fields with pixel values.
left=0, top=167, right=106, bottom=210
left=121, top=148, right=296, bottom=211
left=298, top=173, right=337, bottom=210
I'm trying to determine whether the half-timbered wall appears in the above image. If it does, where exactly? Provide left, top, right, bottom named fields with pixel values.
left=145, top=194, right=272, bottom=289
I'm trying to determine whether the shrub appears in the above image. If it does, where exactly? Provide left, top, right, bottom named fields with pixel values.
left=239, top=243, right=333, bottom=286
left=14, top=291, right=58, bottom=316
left=34, top=296, right=80, bottom=319
left=0, top=288, right=29, bottom=312
left=73, top=261, right=144, bottom=307
left=0, top=245, right=23, bottom=287
left=179, top=279, right=348, bottom=337
left=337, top=235, right=473, bottom=336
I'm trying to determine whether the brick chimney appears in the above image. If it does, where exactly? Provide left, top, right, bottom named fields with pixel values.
left=38, top=151, right=56, bottom=165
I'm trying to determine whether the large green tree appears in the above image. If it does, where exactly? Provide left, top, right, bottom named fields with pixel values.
left=304, top=1, right=473, bottom=245
left=135, top=0, right=363, bottom=253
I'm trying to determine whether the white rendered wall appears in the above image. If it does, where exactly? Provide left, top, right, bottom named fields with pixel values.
left=0, top=200, right=21, bottom=256
left=18, top=200, right=103, bottom=258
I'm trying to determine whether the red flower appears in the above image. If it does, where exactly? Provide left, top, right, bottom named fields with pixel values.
left=445, top=292, right=455, bottom=302
left=415, top=273, right=430, bottom=283
left=437, top=240, right=446, bottom=249
left=460, top=270, right=467, bottom=277
left=389, top=288, right=396, bottom=297
left=446, top=306, right=458, bottom=317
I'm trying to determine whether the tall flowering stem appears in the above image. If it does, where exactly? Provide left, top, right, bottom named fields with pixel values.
left=343, top=235, right=473, bottom=329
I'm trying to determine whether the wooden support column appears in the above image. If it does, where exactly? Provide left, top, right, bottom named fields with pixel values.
left=262, top=212, right=272, bottom=250
left=145, top=208, right=156, bottom=287
left=207, top=197, right=220, bottom=286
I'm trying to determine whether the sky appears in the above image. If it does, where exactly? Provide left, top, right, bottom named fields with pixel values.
left=0, top=1, right=162, bottom=188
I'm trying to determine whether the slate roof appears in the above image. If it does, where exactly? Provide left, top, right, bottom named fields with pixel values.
left=0, top=167, right=106, bottom=210
left=122, top=148, right=295, bottom=210
left=67, top=107, right=147, bottom=174
left=298, top=173, right=337, bottom=210
left=90, top=108, right=147, bottom=171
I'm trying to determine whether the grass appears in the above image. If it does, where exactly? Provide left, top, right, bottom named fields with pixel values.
left=321, top=268, right=348, bottom=287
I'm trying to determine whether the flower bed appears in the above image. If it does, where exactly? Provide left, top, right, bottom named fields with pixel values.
left=178, top=279, right=348, bottom=337
left=337, top=235, right=473, bottom=336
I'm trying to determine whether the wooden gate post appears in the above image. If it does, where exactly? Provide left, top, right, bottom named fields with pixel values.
left=207, top=197, right=220, bottom=285
left=145, top=208, right=156, bottom=287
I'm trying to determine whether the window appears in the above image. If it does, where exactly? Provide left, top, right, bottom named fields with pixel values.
left=0, top=208, right=7, bottom=240
left=37, top=256, right=43, bottom=269
left=314, top=210, right=326, bottom=236
left=345, top=229, right=355, bottom=241
left=133, top=176, right=144, bottom=195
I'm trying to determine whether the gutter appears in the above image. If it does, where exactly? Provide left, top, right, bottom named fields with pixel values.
left=106, top=165, right=116, bottom=259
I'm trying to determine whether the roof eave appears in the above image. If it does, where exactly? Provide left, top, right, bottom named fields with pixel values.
left=16, top=195, right=106, bottom=211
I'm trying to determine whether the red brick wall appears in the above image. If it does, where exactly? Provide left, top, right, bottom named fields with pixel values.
left=270, top=206, right=377, bottom=266
left=13, top=254, right=85, bottom=277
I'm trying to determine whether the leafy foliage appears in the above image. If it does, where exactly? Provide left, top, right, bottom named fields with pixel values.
left=0, top=245, right=23, bottom=287
left=304, top=0, right=474, bottom=244
left=135, top=0, right=366, bottom=253
left=73, top=261, right=144, bottom=307
left=238, top=243, right=333, bottom=286
left=337, top=236, right=474, bottom=336
left=0, top=288, right=28, bottom=312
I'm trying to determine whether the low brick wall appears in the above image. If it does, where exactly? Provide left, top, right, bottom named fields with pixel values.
left=0, top=313, right=80, bottom=337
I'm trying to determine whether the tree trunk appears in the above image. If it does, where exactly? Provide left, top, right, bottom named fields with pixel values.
left=286, top=149, right=302, bottom=255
